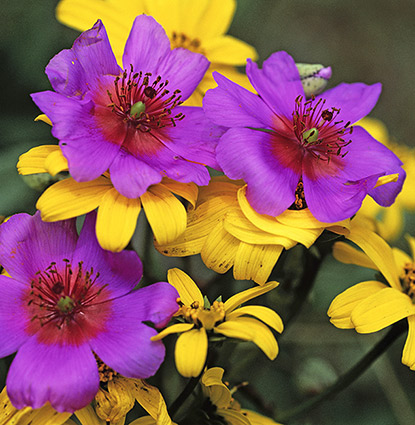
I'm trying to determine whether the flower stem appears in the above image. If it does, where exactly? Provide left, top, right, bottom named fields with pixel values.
left=276, top=322, right=406, bottom=423
left=169, top=372, right=203, bottom=419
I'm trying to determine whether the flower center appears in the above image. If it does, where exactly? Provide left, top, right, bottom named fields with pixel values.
left=288, top=179, right=307, bottom=210
left=402, top=262, right=415, bottom=300
left=179, top=300, right=225, bottom=330
left=292, top=95, right=353, bottom=163
left=28, top=260, right=107, bottom=329
left=106, top=65, right=185, bottom=132
left=170, top=31, right=205, bottom=54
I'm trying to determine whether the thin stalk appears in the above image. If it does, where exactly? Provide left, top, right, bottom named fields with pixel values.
left=276, top=322, right=406, bottom=423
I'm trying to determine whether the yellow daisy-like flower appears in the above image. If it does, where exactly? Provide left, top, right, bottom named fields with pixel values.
left=152, top=268, right=283, bottom=377
left=201, top=367, right=282, bottom=425
left=55, top=0, right=257, bottom=106
left=156, top=177, right=351, bottom=285
left=17, top=145, right=197, bottom=252
left=328, top=223, right=415, bottom=369
left=356, top=117, right=415, bottom=241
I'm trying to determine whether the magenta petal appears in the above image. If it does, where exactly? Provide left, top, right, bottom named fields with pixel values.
left=0, top=276, right=29, bottom=357
left=246, top=51, right=304, bottom=118
left=217, top=128, right=299, bottom=215
left=163, top=106, right=223, bottom=170
left=72, top=212, right=143, bottom=295
left=7, top=338, right=99, bottom=413
left=109, top=151, right=162, bottom=198
left=204, top=72, right=274, bottom=129
left=303, top=173, right=380, bottom=222
left=369, top=169, right=406, bottom=207
left=123, top=15, right=171, bottom=76
left=156, top=48, right=209, bottom=101
left=316, top=82, right=382, bottom=125
left=0, top=212, right=77, bottom=283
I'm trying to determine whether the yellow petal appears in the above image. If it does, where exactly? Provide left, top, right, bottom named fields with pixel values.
left=96, top=187, right=141, bottom=252
left=379, top=206, right=403, bottom=241
left=224, top=281, right=279, bottom=313
left=392, top=247, right=412, bottom=275
left=160, top=179, right=198, bottom=208
left=374, top=173, right=399, bottom=188
left=217, top=408, right=251, bottom=425
left=403, top=315, right=415, bottom=370
left=175, top=328, right=208, bottom=377
left=327, top=281, right=387, bottom=329
left=226, top=306, right=284, bottom=334
left=201, top=221, right=239, bottom=273
left=151, top=323, right=195, bottom=341
left=17, top=145, right=61, bottom=175
left=204, top=35, right=258, bottom=65
left=141, top=185, right=187, bottom=245
left=44, top=149, right=69, bottom=176
left=233, top=242, right=283, bottom=285
left=34, top=114, right=52, bottom=125
left=131, top=380, right=173, bottom=425
left=167, top=268, right=203, bottom=305
left=241, top=409, right=282, bottom=425
left=346, top=225, right=401, bottom=290
left=129, top=417, right=156, bottom=425
left=73, top=405, right=107, bottom=425
left=332, top=241, right=378, bottom=270
left=195, top=0, right=236, bottom=38
left=215, top=317, right=279, bottom=360
left=201, top=367, right=232, bottom=409
left=37, top=177, right=112, bottom=221
left=351, top=287, right=415, bottom=333
left=406, top=235, right=415, bottom=261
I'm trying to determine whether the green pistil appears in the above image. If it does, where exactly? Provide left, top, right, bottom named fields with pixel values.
left=303, top=127, right=319, bottom=144
left=130, top=101, right=146, bottom=117
left=57, top=296, right=75, bottom=313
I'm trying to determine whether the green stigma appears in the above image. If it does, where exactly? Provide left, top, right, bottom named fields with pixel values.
left=303, top=128, right=319, bottom=144
left=57, top=296, right=75, bottom=313
left=130, top=101, right=146, bottom=117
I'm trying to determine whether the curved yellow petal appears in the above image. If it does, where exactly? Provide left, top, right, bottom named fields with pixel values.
left=17, top=145, right=61, bottom=175
left=406, top=235, right=415, bottom=261
left=224, top=281, right=279, bottom=313
left=141, top=185, right=187, bottom=245
left=204, top=35, right=257, bottom=65
left=332, top=241, right=378, bottom=270
left=226, top=306, right=284, bottom=334
left=351, top=287, right=415, bottom=333
left=346, top=225, right=401, bottom=290
left=201, top=367, right=231, bottom=409
left=151, top=323, right=195, bottom=341
left=392, top=247, right=412, bottom=275
left=327, top=281, right=387, bottom=329
left=175, top=328, right=208, bottom=377
left=195, top=0, right=236, bottom=38
left=129, top=417, right=156, bottom=425
left=241, top=409, right=282, bottom=425
left=96, top=188, right=141, bottom=252
left=197, top=178, right=241, bottom=203
left=131, top=380, right=173, bottom=425
left=215, top=317, right=279, bottom=360
left=37, top=177, right=112, bottom=221
left=233, top=242, right=283, bottom=285
left=160, top=179, right=198, bottom=209
left=217, top=408, right=251, bottom=425
left=380, top=206, right=403, bottom=241
left=34, top=114, right=52, bottom=125
left=44, top=149, right=69, bottom=176
left=74, top=405, right=107, bottom=425
left=201, top=221, right=239, bottom=273
left=167, top=268, right=203, bottom=305
left=402, top=315, right=415, bottom=370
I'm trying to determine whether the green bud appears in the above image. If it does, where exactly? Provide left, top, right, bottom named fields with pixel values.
left=57, top=296, right=75, bottom=313
left=130, top=101, right=146, bottom=117
left=303, top=127, right=319, bottom=144
left=296, top=63, right=332, bottom=98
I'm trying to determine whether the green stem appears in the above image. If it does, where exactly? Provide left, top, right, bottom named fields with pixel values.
left=276, top=322, right=406, bottom=423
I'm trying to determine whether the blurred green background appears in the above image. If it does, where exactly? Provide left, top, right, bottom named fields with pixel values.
left=1, top=1, right=415, bottom=424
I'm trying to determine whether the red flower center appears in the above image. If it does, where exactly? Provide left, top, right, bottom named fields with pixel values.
left=25, top=260, right=111, bottom=344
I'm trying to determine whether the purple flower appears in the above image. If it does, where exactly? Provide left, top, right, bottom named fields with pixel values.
left=0, top=212, right=179, bottom=412
left=203, top=51, right=405, bottom=222
left=31, top=16, right=221, bottom=199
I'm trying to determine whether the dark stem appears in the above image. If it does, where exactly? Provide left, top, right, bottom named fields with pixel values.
left=276, top=322, right=406, bottom=423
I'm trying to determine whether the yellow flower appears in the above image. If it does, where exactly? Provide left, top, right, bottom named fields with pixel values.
left=327, top=222, right=415, bottom=369
left=156, top=177, right=351, bottom=285
left=55, top=0, right=257, bottom=106
left=152, top=269, right=283, bottom=377
left=356, top=117, right=415, bottom=241
left=17, top=145, right=197, bottom=252
left=201, top=367, right=282, bottom=425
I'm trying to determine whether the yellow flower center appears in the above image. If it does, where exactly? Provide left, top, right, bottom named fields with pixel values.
left=180, top=300, right=225, bottom=330
left=402, top=263, right=415, bottom=300
left=170, top=31, right=205, bottom=55
left=96, top=356, right=118, bottom=383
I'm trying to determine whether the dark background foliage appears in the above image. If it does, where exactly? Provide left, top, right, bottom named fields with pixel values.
left=1, top=1, right=415, bottom=424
